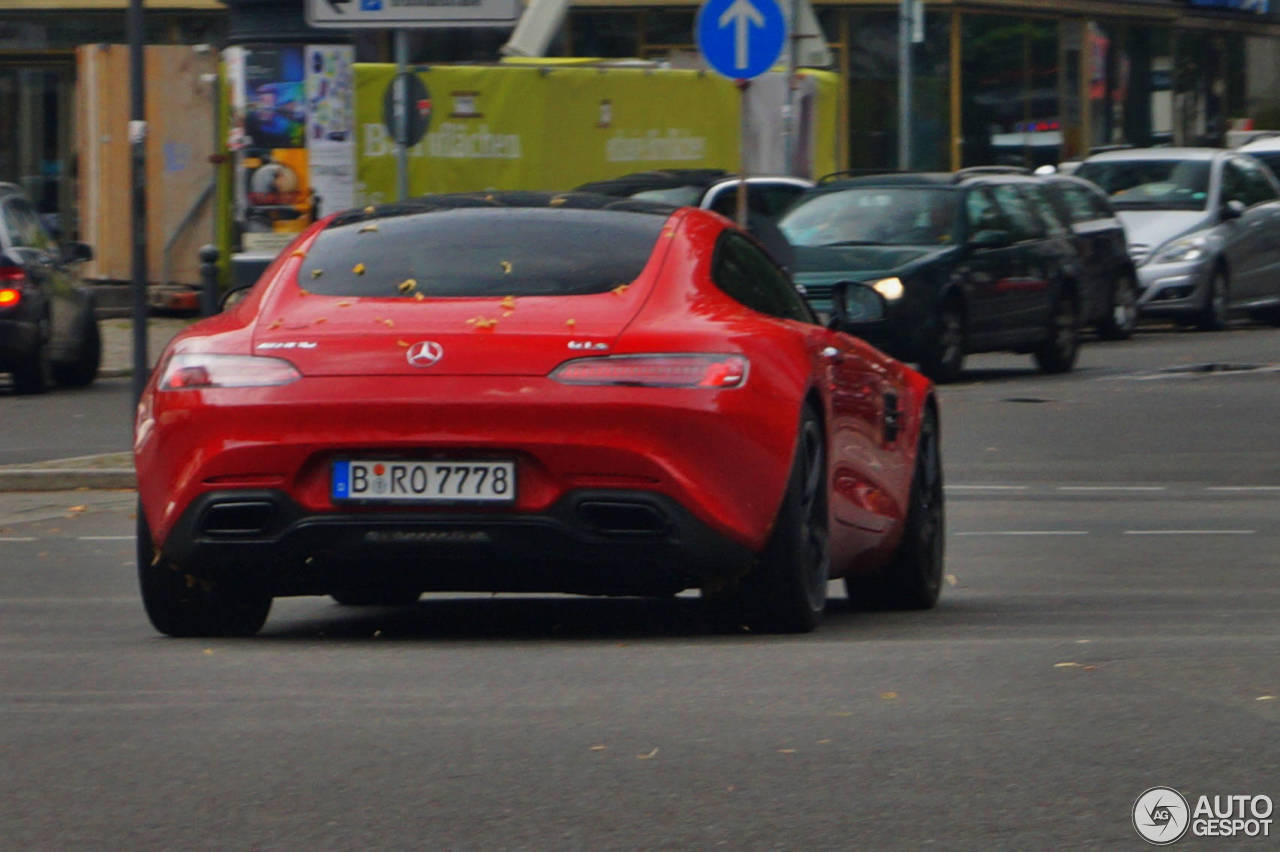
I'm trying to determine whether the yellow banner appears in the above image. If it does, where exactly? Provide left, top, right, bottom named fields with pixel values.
left=355, top=63, right=839, bottom=203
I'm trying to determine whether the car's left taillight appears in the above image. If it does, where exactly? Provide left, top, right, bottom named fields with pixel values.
left=158, top=354, right=301, bottom=390
left=0, top=266, right=25, bottom=310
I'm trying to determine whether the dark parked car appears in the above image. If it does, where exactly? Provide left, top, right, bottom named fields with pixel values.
left=1037, top=174, right=1139, bottom=339
left=0, top=183, right=101, bottom=394
left=779, top=171, right=1085, bottom=382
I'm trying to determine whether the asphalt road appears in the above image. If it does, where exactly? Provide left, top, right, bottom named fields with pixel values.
left=2, top=323, right=1277, bottom=850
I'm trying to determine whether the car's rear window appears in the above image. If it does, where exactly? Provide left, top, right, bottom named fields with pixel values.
left=301, top=208, right=668, bottom=297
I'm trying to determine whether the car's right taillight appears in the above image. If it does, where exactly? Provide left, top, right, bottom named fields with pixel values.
left=549, top=354, right=748, bottom=388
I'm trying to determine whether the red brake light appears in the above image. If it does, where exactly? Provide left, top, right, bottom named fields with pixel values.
left=158, top=354, right=301, bottom=390
left=0, top=266, right=24, bottom=284
left=550, top=354, right=748, bottom=388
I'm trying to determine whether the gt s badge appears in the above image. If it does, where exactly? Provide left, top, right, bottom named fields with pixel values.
left=257, top=341, right=317, bottom=350
left=568, top=340, right=609, bottom=351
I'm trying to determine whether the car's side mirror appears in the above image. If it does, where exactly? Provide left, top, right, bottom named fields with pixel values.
left=969, top=229, right=1012, bottom=249
left=828, top=280, right=888, bottom=333
left=1220, top=199, right=1246, bottom=221
left=63, top=242, right=93, bottom=263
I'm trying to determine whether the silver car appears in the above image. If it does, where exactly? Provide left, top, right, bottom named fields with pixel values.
left=1075, top=148, right=1280, bottom=329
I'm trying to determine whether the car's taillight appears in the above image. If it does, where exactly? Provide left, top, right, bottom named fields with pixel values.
left=549, top=354, right=748, bottom=388
left=0, top=266, right=24, bottom=309
left=158, top=354, right=301, bottom=390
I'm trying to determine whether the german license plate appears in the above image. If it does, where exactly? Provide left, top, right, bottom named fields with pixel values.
left=332, top=460, right=516, bottom=503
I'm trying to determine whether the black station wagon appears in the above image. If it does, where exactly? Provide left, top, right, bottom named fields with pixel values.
left=780, top=171, right=1087, bottom=382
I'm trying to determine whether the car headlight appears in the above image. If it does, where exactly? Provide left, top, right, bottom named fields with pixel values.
left=871, top=276, right=905, bottom=301
left=1151, top=235, right=1209, bottom=265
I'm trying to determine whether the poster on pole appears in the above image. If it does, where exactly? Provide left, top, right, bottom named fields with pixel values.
left=305, top=45, right=356, bottom=217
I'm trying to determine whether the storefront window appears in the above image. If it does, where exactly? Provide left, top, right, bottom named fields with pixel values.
left=962, top=15, right=1060, bottom=168
left=569, top=12, right=641, bottom=59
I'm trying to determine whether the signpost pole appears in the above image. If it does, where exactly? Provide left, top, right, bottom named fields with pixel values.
left=394, top=30, right=410, bottom=202
left=897, top=0, right=912, bottom=171
left=128, top=0, right=147, bottom=405
left=737, top=79, right=749, bottom=229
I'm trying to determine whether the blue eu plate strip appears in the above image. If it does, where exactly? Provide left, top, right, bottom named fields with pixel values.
left=332, top=461, right=350, bottom=500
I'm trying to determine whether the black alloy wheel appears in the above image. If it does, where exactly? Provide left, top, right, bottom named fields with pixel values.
left=12, top=318, right=51, bottom=395
left=1098, top=274, right=1138, bottom=340
left=1033, top=294, right=1079, bottom=374
left=706, top=405, right=829, bottom=633
left=137, top=503, right=272, bottom=637
left=919, top=303, right=966, bottom=384
left=848, top=407, right=945, bottom=609
left=1196, top=269, right=1229, bottom=331
left=52, top=318, right=101, bottom=387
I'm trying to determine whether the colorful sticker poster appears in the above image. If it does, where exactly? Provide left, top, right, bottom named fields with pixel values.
left=243, top=46, right=306, bottom=151
left=306, top=45, right=356, bottom=216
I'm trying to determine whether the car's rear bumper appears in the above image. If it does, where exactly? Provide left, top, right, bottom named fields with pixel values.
left=160, top=488, right=755, bottom=597
left=136, top=374, right=801, bottom=555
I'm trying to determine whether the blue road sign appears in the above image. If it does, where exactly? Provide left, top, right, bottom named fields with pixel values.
left=695, top=0, right=787, bottom=81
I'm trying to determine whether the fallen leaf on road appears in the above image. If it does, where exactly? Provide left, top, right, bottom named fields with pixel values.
left=589, top=745, right=607, bottom=751
left=880, top=692, right=899, bottom=700
left=817, top=739, right=832, bottom=745
left=202, top=648, right=213, bottom=655
left=828, top=711, right=853, bottom=717
left=945, top=573, right=957, bottom=586
left=636, top=747, right=659, bottom=760
left=358, top=222, right=379, bottom=234
left=1054, top=662, right=1083, bottom=668
left=777, top=749, right=797, bottom=754
left=1257, top=696, right=1276, bottom=701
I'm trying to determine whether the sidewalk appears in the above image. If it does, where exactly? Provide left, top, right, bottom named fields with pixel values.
left=99, top=316, right=197, bottom=377
left=0, top=316, right=195, bottom=491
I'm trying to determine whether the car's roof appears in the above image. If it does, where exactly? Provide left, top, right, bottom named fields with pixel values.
left=328, top=191, right=679, bottom=230
left=573, top=169, right=730, bottom=197
left=1083, top=147, right=1226, bottom=162
left=816, top=172, right=955, bottom=191
left=1239, top=134, right=1280, bottom=153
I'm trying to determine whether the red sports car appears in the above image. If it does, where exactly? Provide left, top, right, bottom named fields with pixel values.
left=134, top=192, right=943, bottom=637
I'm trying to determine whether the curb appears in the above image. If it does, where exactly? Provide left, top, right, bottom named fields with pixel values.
left=0, top=469, right=136, bottom=491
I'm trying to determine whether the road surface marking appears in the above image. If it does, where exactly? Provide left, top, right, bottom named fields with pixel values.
left=1058, top=486, right=1167, bottom=492
left=945, top=484, right=1029, bottom=491
left=955, top=531, right=1090, bottom=537
left=77, top=536, right=134, bottom=541
left=1124, top=529, right=1256, bottom=535
left=0, top=536, right=37, bottom=542
left=1206, top=486, right=1280, bottom=492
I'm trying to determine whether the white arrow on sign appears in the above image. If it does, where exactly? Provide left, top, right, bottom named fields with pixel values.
left=717, top=0, right=765, bottom=71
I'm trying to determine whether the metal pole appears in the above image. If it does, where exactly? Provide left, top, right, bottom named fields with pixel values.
left=783, top=0, right=799, bottom=175
left=128, top=0, right=148, bottom=404
left=737, top=79, right=749, bottom=229
left=395, top=30, right=410, bottom=202
left=897, top=0, right=912, bottom=171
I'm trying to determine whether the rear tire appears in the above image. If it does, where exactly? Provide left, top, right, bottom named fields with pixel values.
left=1033, top=293, right=1079, bottom=374
left=137, top=504, right=272, bottom=637
left=918, top=302, right=965, bottom=384
left=846, top=407, right=945, bottom=610
left=1097, top=274, right=1137, bottom=340
left=705, top=406, right=829, bottom=633
left=1195, top=269, right=1228, bottom=331
left=52, top=318, right=101, bottom=387
left=12, top=320, right=51, bottom=395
